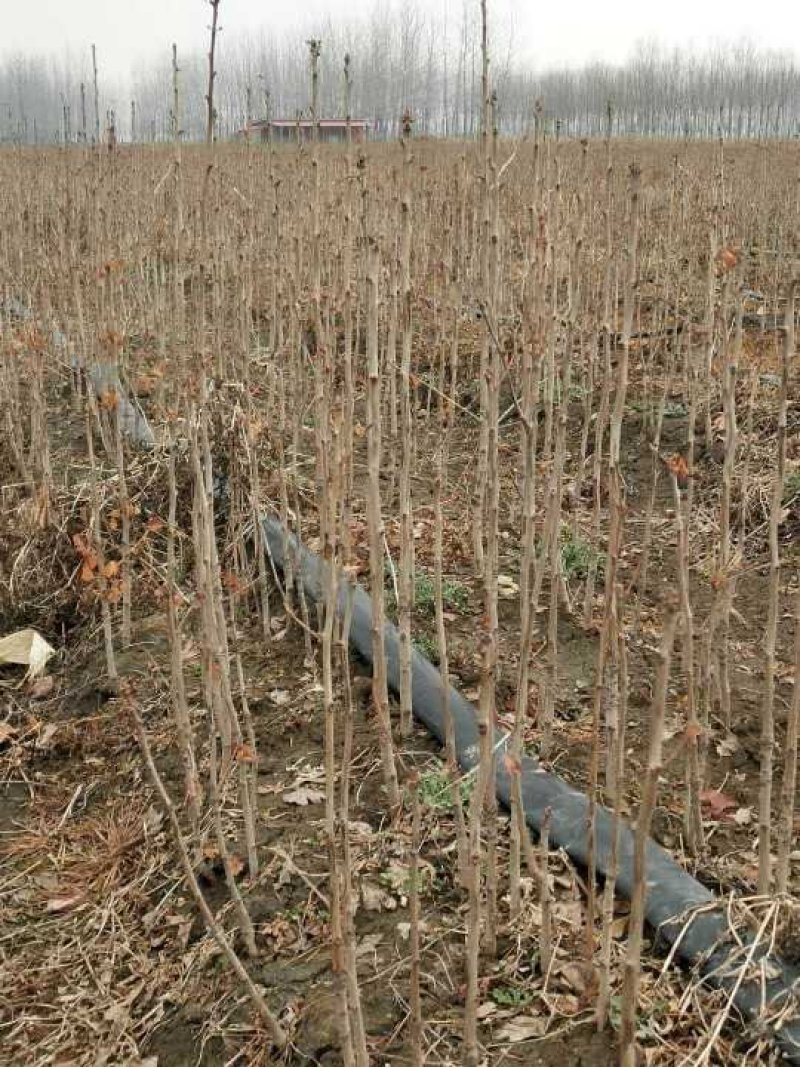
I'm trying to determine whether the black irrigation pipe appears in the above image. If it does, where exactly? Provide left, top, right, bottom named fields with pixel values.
left=9, top=295, right=795, bottom=1061
left=261, top=516, right=800, bottom=1063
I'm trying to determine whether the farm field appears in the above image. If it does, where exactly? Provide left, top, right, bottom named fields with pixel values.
left=0, top=135, right=799, bottom=1067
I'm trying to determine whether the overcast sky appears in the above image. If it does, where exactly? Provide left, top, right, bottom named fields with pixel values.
left=3, top=0, right=799, bottom=78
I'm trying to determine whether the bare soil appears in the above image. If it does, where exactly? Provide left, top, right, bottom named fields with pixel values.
left=2, top=141, right=799, bottom=1066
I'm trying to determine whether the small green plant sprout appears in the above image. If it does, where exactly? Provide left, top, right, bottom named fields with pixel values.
left=413, top=633, right=440, bottom=664
left=491, top=985, right=534, bottom=1008
left=386, top=566, right=468, bottom=616
left=412, top=573, right=469, bottom=615
left=560, top=526, right=603, bottom=581
left=418, top=767, right=473, bottom=810
left=663, top=399, right=688, bottom=418
left=442, top=578, right=470, bottom=612
left=411, top=573, right=435, bottom=611
left=783, top=468, right=800, bottom=507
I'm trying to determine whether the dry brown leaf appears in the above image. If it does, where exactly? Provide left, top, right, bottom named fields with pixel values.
left=666, top=453, right=689, bottom=480
left=552, top=960, right=590, bottom=995
left=354, top=932, right=383, bottom=958
left=717, top=246, right=739, bottom=272
left=716, top=735, right=740, bottom=758
left=361, top=881, right=397, bottom=912
left=497, top=574, right=519, bottom=599
left=233, top=743, right=257, bottom=763
left=282, top=785, right=325, bottom=806
left=611, top=914, right=630, bottom=939
left=228, top=854, right=246, bottom=878
left=29, top=675, right=55, bottom=700
left=0, top=721, right=17, bottom=744
left=494, top=1014, right=546, bottom=1042
left=35, top=722, right=59, bottom=749
left=700, top=789, right=738, bottom=821
left=46, top=892, right=84, bottom=913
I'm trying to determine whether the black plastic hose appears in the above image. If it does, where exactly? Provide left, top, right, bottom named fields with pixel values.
left=261, top=516, right=800, bottom=1063
left=29, top=316, right=795, bottom=1061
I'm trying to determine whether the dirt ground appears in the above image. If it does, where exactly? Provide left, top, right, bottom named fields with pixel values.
left=1, top=141, right=799, bottom=1066
left=2, top=347, right=797, bottom=1067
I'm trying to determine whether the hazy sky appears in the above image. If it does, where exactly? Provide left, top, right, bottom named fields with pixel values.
left=2, top=0, right=799, bottom=78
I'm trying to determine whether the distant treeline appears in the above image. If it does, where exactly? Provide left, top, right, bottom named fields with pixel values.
left=1, top=7, right=799, bottom=144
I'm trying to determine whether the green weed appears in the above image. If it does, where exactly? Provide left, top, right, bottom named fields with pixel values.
left=418, top=768, right=473, bottom=810
left=491, top=986, right=534, bottom=1008
left=386, top=567, right=469, bottom=616
left=560, top=530, right=603, bottom=581
left=783, top=469, right=800, bottom=506
left=413, top=633, right=440, bottom=664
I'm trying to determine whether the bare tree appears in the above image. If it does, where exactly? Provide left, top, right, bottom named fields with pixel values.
left=205, top=0, right=221, bottom=145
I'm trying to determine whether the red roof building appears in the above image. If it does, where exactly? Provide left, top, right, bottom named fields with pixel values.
left=242, top=118, right=368, bottom=144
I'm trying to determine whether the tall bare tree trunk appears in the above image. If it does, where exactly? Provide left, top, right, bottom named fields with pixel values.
left=205, top=0, right=221, bottom=145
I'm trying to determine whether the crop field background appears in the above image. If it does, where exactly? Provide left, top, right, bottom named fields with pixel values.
left=0, top=125, right=798, bottom=1066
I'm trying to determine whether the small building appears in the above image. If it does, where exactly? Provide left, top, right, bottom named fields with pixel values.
left=242, top=118, right=368, bottom=144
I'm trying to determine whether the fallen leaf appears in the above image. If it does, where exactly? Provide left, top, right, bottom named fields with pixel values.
left=80, top=558, right=98, bottom=582
left=0, top=722, right=17, bottom=744
left=36, top=722, right=59, bottom=749
left=666, top=453, right=689, bottom=480
left=355, top=932, right=383, bottom=958
left=497, top=575, right=519, bottom=599
left=0, top=629, right=55, bottom=679
left=32, top=869, right=59, bottom=891
left=361, top=881, right=397, bottom=912
left=46, top=892, right=84, bottom=913
left=233, top=743, right=257, bottom=763
left=282, top=786, right=325, bottom=806
left=716, top=735, right=740, bottom=758
left=29, top=675, right=55, bottom=699
left=257, top=782, right=282, bottom=796
left=228, top=854, right=246, bottom=878
left=494, top=1015, right=546, bottom=1042
left=222, top=571, right=242, bottom=592
left=700, top=789, right=738, bottom=821
left=347, top=820, right=374, bottom=838
left=104, top=1002, right=129, bottom=1025
left=611, top=914, right=629, bottom=939
left=289, top=763, right=325, bottom=785
left=552, top=961, right=592, bottom=996
left=717, top=246, right=739, bottom=272
left=143, top=805, right=163, bottom=835
left=134, top=375, right=159, bottom=396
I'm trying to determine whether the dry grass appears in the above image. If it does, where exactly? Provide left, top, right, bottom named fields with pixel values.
left=0, top=135, right=798, bottom=1064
